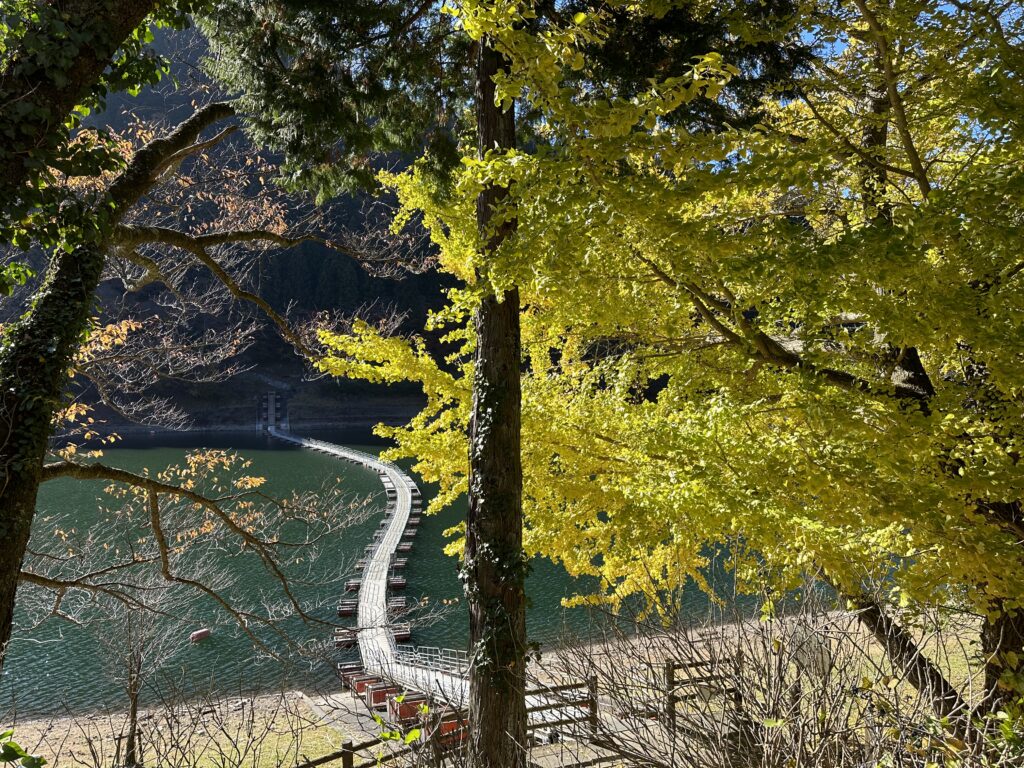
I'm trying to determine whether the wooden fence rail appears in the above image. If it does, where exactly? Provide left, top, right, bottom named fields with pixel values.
left=295, top=737, right=389, bottom=768
left=525, top=675, right=599, bottom=735
left=662, top=651, right=744, bottom=733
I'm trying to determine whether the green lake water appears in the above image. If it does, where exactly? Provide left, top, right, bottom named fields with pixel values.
left=0, top=429, right=598, bottom=717
left=2, top=427, right=725, bottom=718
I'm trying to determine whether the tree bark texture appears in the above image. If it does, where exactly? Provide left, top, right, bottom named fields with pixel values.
left=0, top=241, right=107, bottom=666
left=464, top=36, right=527, bottom=768
left=0, top=102, right=234, bottom=669
left=0, top=0, right=160, bottom=207
left=981, top=595, right=1024, bottom=710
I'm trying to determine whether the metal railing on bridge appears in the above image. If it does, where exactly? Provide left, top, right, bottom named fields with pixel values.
left=395, top=645, right=471, bottom=676
left=269, top=430, right=402, bottom=472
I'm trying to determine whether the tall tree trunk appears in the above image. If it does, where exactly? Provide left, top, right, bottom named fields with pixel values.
left=857, top=5, right=1023, bottom=715
left=853, top=59, right=982, bottom=725
left=464, top=35, right=527, bottom=768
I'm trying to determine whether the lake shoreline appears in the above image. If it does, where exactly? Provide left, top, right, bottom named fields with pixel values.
left=98, top=420, right=381, bottom=436
left=14, top=424, right=702, bottom=728
left=86, top=393, right=427, bottom=439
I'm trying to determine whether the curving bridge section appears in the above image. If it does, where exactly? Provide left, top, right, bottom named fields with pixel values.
left=267, top=427, right=471, bottom=701
left=268, top=427, right=597, bottom=738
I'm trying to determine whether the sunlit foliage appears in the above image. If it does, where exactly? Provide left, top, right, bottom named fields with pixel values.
left=319, top=0, right=1024, bottom=672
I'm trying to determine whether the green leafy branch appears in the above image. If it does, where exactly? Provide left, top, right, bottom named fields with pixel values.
left=0, top=729, right=46, bottom=768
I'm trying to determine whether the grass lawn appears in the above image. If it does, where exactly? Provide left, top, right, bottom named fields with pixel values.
left=8, top=693, right=350, bottom=768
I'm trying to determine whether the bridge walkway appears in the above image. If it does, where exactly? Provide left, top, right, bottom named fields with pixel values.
left=268, top=428, right=598, bottom=734
left=267, top=427, right=469, bottom=701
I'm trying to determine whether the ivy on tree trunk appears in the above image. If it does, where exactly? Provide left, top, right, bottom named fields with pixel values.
left=463, top=36, right=528, bottom=768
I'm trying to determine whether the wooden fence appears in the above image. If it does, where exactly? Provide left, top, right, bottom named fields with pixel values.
left=525, top=677, right=600, bottom=736
left=662, top=650, right=744, bottom=733
left=295, top=736, right=410, bottom=768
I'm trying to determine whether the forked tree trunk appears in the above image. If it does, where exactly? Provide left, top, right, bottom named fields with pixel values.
left=0, top=102, right=233, bottom=672
left=853, top=58, right=1000, bottom=724
left=464, top=35, right=527, bottom=768
left=848, top=595, right=967, bottom=724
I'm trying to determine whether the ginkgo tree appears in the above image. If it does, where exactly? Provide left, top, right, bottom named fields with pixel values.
left=319, top=0, right=1024, bottom=713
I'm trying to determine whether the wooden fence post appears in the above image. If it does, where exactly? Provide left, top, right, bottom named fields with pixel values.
left=341, top=740, right=354, bottom=768
left=587, top=674, right=599, bottom=735
left=663, top=661, right=676, bottom=733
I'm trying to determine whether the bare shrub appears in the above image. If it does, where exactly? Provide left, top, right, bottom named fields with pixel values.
left=529, top=595, right=1024, bottom=767
left=5, top=688, right=338, bottom=768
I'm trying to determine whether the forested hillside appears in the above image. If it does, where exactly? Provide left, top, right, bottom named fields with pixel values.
left=0, top=25, right=452, bottom=428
